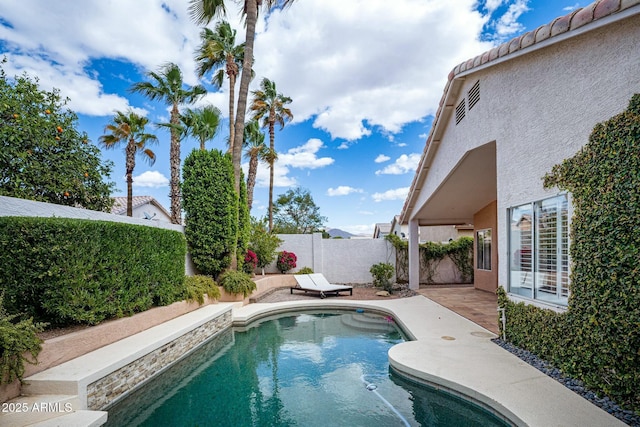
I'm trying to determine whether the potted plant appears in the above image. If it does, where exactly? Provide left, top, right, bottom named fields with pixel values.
left=218, top=270, right=257, bottom=302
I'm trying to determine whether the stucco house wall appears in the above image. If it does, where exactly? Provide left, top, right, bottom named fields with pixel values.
left=400, top=2, right=640, bottom=301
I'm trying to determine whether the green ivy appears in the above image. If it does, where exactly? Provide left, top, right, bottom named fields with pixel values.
left=499, top=94, right=640, bottom=414
left=386, top=234, right=473, bottom=284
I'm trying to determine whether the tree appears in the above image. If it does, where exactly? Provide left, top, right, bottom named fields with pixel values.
left=130, top=62, right=206, bottom=224
left=272, top=187, right=327, bottom=234
left=249, top=217, right=282, bottom=275
left=250, top=78, right=293, bottom=231
left=0, top=61, right=115, bottom=211
left=99, top=110, right=157, bottom=216
left=180, top=105, right=222, bottom=151
left=195, top=21, right=245, bottom=152
left=243, top=119, right=266, bottom=211
left=182, top=149, right=237, bottom=277
left=188, top=0, right=298, bottom=196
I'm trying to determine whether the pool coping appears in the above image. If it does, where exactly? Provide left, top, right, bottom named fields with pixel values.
left=233, top=296, right=625, bottom=427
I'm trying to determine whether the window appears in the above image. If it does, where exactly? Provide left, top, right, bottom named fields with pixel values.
left=476, top=229, right=491, bottom=270
left=508, top=195, right=569, bottom=306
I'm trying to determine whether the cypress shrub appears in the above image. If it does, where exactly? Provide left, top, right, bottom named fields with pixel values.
left=182, top=149, right=237, bottom=277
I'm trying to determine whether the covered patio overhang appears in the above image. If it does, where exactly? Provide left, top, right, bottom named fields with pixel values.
left=412, top=141, right=496, bottom=227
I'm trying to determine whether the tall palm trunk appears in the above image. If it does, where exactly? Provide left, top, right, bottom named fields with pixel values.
left=169, top=103, right=182, bottom=224
left=227, top=63, right=237, bottom=154
left=125, top=140, right=136, bottom=217
left=268, top=117, right=275, bottom=232
left=247, top=155, right=258, bottom=210
left=232, top=0, right=257, bottom=194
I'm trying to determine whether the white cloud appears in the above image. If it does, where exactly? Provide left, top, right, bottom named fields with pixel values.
left=372, top=187, right=410, bottom=202
left=278, top=138, right=335, bottom=169
left=374, top=154, right=390, bottom=163
left=563, top=3, right=580, bottom=12
left=0, top=0, right=497, bottom=138
left=132, top=171, right=169, bottom=188
left=327, top=186, right=363, bottom=197
left=253, top=0, right=492, bottom=140
left=375, top=153, right=420, bottom=175
left=244, top=138, right=333, bottom=189
left=493, top=0, right=530, bottom=38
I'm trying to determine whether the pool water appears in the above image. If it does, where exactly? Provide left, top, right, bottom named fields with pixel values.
left=105, top=311, right=510, bottom=426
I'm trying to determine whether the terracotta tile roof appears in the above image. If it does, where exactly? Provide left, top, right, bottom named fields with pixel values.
left=400, top=0, right=640, bottom=224
left=110, top=195, right=171, bottom=219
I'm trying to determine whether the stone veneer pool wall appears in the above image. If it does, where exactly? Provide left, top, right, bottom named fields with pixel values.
left=86, top=309, right=232, bottom=410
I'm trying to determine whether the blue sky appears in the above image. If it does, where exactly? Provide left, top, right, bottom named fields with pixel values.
left=0, top=0, right=584, bottom=235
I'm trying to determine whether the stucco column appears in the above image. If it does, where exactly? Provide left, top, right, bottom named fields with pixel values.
left=312, top=232, right=323, bottom=273
left=408, top=219, right=420, bottom=290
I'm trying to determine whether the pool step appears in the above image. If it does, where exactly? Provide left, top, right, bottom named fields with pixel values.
left=0, top=394, right=104, bottom=426
left=341, top=312, right=397, bottom=333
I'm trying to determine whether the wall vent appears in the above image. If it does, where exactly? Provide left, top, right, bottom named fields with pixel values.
left=468, top=80, right=480, bottom=110
left=455, top=99, right=466, bottom=124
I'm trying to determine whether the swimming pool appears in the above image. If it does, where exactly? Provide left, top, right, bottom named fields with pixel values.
left=105, top=310, right=510, bottom=426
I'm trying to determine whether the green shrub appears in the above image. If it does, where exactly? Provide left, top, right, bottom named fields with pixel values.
left=0, top=217, right=186, bottom=326
left=219, top=270, right=256, bottom=297
left=296, top=267, right=314, bottom=274
left=370, top=262, right=395, bottom=293
left=182, top=149, right=237, bottom=277
left=0, top=293, right=45, bottom=384
left=249, top=217, right=282, bottom=272
left=183, top=275, right=220, bottom=304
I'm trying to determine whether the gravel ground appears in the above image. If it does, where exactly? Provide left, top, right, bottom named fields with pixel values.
left=493, top=339, right=640, bottom=426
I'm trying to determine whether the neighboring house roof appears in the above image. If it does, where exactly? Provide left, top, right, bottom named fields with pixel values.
left=400, top=0, right=640, bottom=224
left=111, top=196, right=171, bottom=219
left=373, top=222, right=392, bottom=238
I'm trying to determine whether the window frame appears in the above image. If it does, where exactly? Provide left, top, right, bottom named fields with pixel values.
left=507, top=194, right=569, bottom=306
left=476, top=228, right=492, bottom=271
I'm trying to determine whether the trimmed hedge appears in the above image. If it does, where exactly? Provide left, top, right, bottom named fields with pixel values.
left=500, top=94, right=640, bottom=413
left=0, top=217, right=186, bottom=326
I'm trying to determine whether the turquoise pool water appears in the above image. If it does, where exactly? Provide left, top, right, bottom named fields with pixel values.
left=105, top=311, right=510, bottom=426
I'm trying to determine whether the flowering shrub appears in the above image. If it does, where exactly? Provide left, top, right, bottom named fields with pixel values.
left=243, top=250, right=258, bottom=274
left=276, top=250, right=297, bottom=273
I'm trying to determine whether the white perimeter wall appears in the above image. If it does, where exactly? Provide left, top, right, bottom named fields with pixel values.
left=260, top=233, right=396, bottom=284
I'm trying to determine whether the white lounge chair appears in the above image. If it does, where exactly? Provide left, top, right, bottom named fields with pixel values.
left=291, top=274, right=353, bottom=298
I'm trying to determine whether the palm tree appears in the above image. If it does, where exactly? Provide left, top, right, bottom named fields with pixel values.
left=250, top=78, right=293, bottom=231
left=195, top=21, right=245, bottom=153
left=181, top=105, right=223, bottom=150
left=243, top=119, right=267, bottom=211
left=99, top=110, right=158, bottom=217
left=188, top=0, right=298, bottom=195
left=130, top=63, right=206, bottom=224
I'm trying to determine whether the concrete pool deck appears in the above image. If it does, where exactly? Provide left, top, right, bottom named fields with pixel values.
left=234, top=296, right=625, bottom=427
left=5, top=295, right=625, bottom=426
